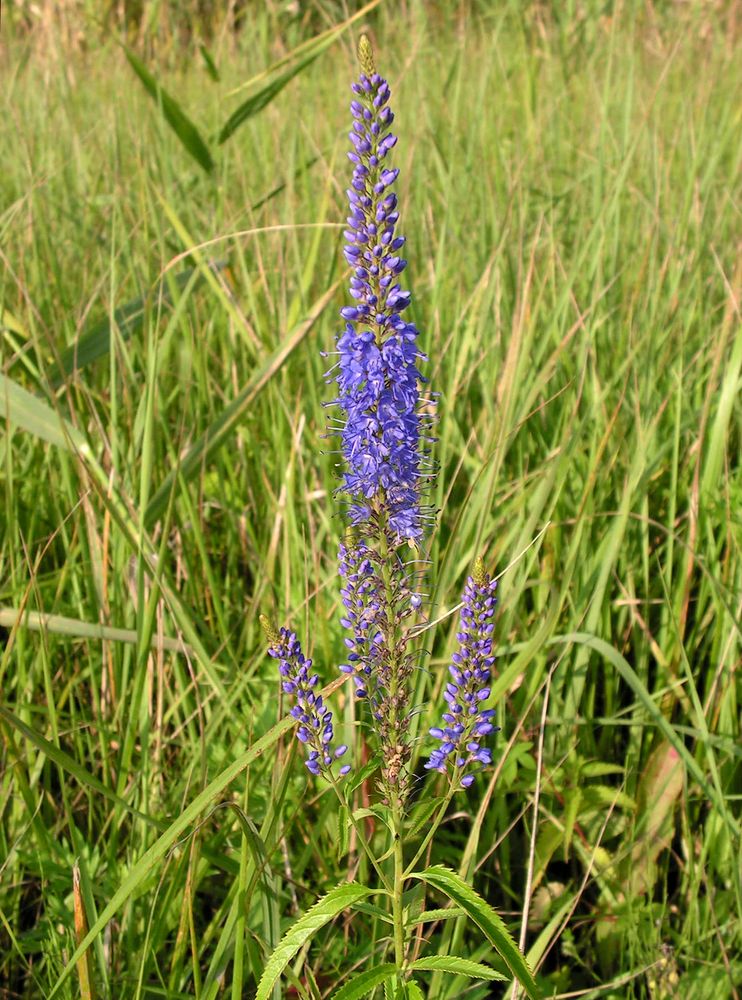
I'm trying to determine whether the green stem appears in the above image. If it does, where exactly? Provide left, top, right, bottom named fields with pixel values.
left=404, top=786, right=455, bottom=877
left=328, top=775, right=392, bottom=893
left=391, top=802, right=406, bottom=974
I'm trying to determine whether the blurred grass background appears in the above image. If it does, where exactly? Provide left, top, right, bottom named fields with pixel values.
left=1, top=0, right=740, bottom=997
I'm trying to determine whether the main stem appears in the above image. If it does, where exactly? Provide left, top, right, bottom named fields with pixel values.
left=376, top=515, right=408, bottom=972
left=391, top=801, right=406, bottom=972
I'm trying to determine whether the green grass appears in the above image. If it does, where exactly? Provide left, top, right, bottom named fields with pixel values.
left=1, top=2, right=740, bottom=997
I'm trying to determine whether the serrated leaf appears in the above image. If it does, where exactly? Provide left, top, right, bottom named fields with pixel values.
left=411, top=866, right=541, bottom=999
left=410, top=955, right=506, bottom=981
left=345, top=754, right=382, bottom=794
left=255, top=883, right=373, bottom=1000
left=329, top=963, right=397, bottom=1000
left=404, top=982, right=424, bottom=1000
left=580, top=761, right=626, bottom=779
left=408, top=907, right=464, bottom=926
left=124, top=47, right=214, bottom=172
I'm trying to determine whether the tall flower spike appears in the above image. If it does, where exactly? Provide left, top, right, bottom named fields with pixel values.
left=426, top=560, right=500, bottom=789
left=261, top=616, right=350, bottom=778
left=330, top=35, right=427, bottom=539
left=331, top=38, right=433, bottom=801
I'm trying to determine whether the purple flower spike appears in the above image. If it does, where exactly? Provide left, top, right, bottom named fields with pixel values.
left=426, top=559, right=501, bottom=789
left=337, top=538, right=387, bottom=704
left=329, top=45, right=427, bottom=540
left=260, top=616, right=347, bottom=780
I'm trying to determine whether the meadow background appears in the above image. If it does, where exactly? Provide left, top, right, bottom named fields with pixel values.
left=1, top=0, right=740, bottom=997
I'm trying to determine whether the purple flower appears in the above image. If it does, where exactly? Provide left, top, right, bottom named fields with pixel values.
left=329, top=59, right=427, bottom=540
left=426, top=559, right=500, bottom=788
left=338, top=539, right=386, bottom=702
left=261, top=616, right=350, bottom=779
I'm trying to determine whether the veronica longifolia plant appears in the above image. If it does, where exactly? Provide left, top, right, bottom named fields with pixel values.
left=257, top=36, right=541, bottom=1000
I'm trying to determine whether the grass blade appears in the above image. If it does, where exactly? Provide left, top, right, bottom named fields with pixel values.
left=143, top=279, right=341, bottom=526
left=218, top=47, right=327, bottom=145
left=1, top=373, right=88, bottom=452
left=47, top=709, right=298, bottom=999
left=124, top=47, right=214, bottom=173
left=49, top=264, right=225, bottom=385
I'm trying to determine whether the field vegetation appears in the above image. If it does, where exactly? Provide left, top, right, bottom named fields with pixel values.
left=1, top=1, right=740, bottom=997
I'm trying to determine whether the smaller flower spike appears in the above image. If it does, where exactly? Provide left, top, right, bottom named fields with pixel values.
left=425, top=560, right=500, bottom=788
left=260, top=616, right=350, bottom=778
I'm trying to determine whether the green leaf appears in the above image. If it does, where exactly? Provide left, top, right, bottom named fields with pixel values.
left=1, top=374, right=88, bottom=452
left=0, top=705, right=157, bottom=827
left=345, top=753, right=382, bottom=794
left=408, top=907, right=464, bottom=926
left=218, top=47, right=327, bottom=145
left=199, top=43, right=220, bottom=81
left=255, top=883, right=375, bottom=1000
left=49, top=710, right=297, bottom=998
left=550, top=633, right=738, bottom=836
left=410, top=867, right=541, bottom=999
left=410, top=955, right=507, bottom=981
left=625, top=740, right=684, bottom=895
left=143, top=279, right=340, bottom=526
left=404, top=983, right=425, bottom=1000
left=124, top=47, right=214, bottom=173
left=329, top=964, right=397, bottom=1000
left=337, top=804, right=350, bottom=861
left=50, top=264, right=225, bottom=385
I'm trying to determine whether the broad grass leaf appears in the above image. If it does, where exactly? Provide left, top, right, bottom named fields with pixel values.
left=47, top=711, right=297, bottom=998
left=255, top=883, right=374, bottom=1000
left=0, top=706, right=157, bottom=827
left=551, top=633, right=737, bottom=837
left=410, top=955, right=507, bottom=981
left=410, top=866, right=541, bottom=999
left=329, top=963, right=397, bottom=1000
left=218, top=47, right=326, bottom=145
left=50, top=265, right=225, bottom=385
left=124, top=47, right=214, bottom=173
left=1, top=374, right=87, bottom=452
left=626, top=740, right=684, bottom=895
left=143, top=279, right=340, bottom=526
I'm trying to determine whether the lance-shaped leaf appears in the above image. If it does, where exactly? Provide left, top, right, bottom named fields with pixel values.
left=625, top=740, right=684, bottom=896
left=410, top=866, right=541, bottom=999
left=124, top=47, right=214, bottom=173
left=329, top=964, right=398, bottom=1000
left=410, top=955, right=507, bottom=981
left=1, top=374, right=88, bottom=452
left=218, top=47, right=327, bottom=145
left=143, top=279, right=340, bottom=526
left=49, top=263, right=226, bottom=385
left=255, top=883, right=376, bottom=1000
